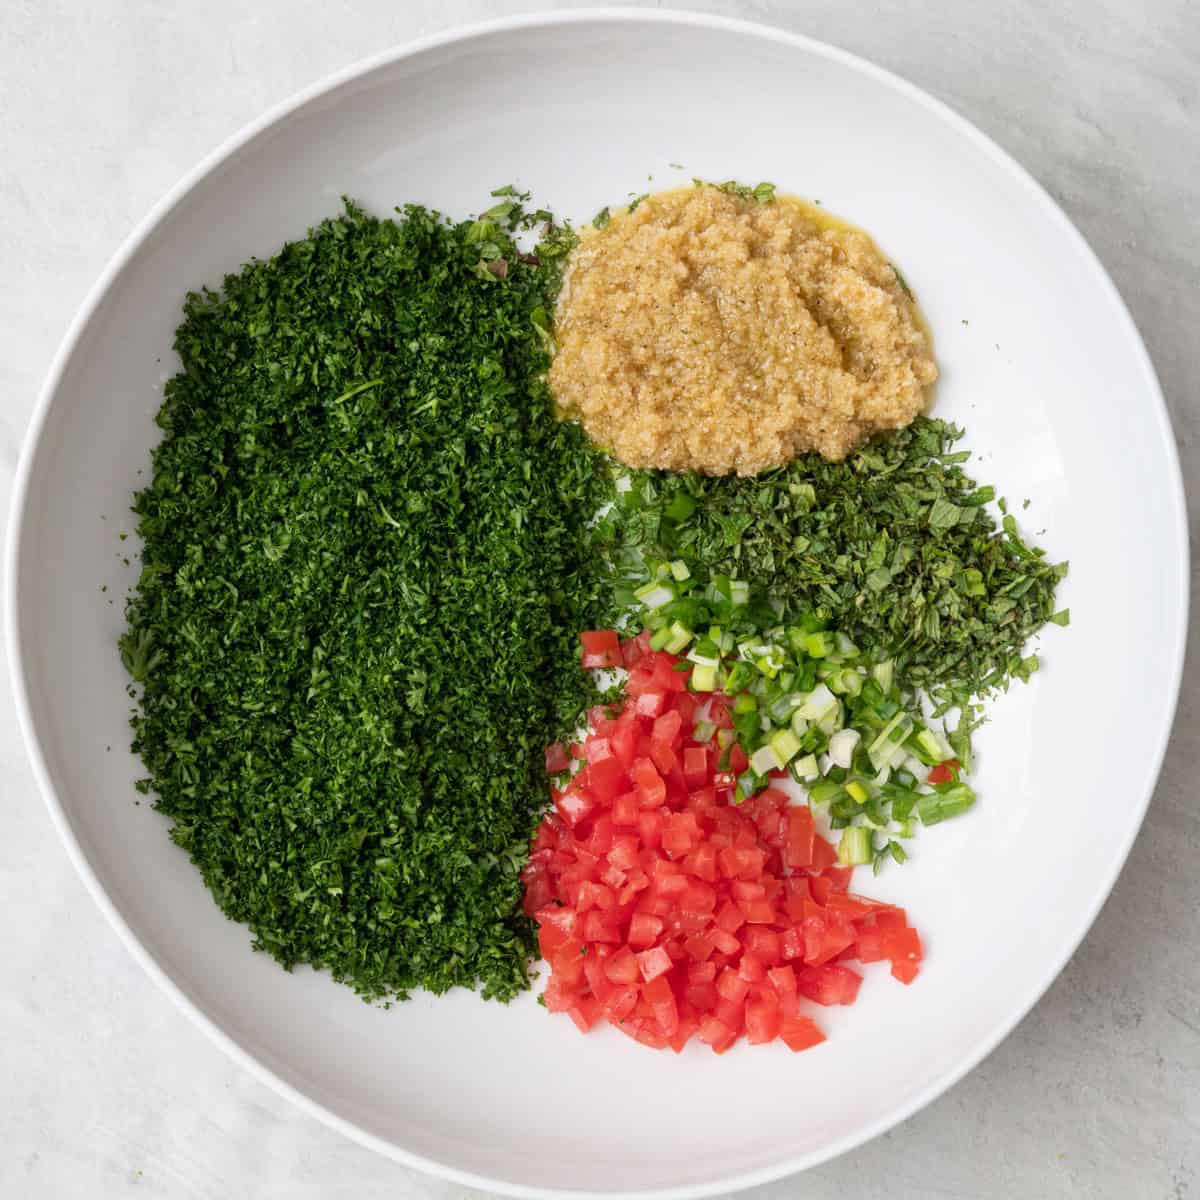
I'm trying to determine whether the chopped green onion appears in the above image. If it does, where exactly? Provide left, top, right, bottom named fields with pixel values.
left=845, top=779, right=870, bottom=804
left=807, top=779, right=844, bottom=806
left=733, top=693, right=758, bottom=715
left=668, top=559, right=691, bottom=582
left=693, top=719, right=717, bottom=743
left=790, top=753, right=819, bottom=781
left=868, top=711, right=914, bottom=770
left=663, top=621, right=693, bottom=654
left=805, top=631, right=835, bottom=658
left=797, top=683, right=836, bottom=719
left=835, top=632, right=859, bottom=658
left=918, top=783, right=977, bottom=825
left=649, top=626, right=674, bottom=651
left=838, top=668, right=864, bottom=696
left=871, top=660, right=894, bottom=693
left=837, top=826, right=872, bottom=865
left=634, top=581, right=675, bottom=610
left=728, top=579, right=751, bottom=607
left=750, top=745, right=778, bottom=775
left=690, top=664, right=718, bottom=692
left=735, top=770, right=760, bottom=802
left=828, top=728, right=860, bottom=768
left=914, top=727, right=954, bottom=763
left=816, top=701, right=843, bottom=736
left=708, top=625, right=734, bottom=653
left=768, top=727, right=802, bottom=766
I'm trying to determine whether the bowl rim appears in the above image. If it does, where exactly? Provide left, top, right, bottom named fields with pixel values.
left=6, top=8, right=1189, bottom=1198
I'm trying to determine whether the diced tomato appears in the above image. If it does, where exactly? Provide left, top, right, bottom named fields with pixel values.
left=583, top=910, right=623, bottom=944
left=643, top=974, right=679, bottom=1036
left=767, top=964, right=797, bottom=1005
left=653, top=710, right=683, bottom=747
left=742, top=926, right=781, bottom=964
left=605, top=986, right=639, bottom=1022
left=649, top=738, right=679, bottom=777
left=711, top=928, right=741, bottom=956
left=525, top=634, right=923, bottom=1054
left=544, top=741, right=570, bottom=774
left=882, top=924, right=923, bottom=983
left=745, top=987, right=782, bottom=1044
left=683, top=841, right=718, bottom=883
left=603, top=945, right=640, bottom=985
left=780, top=1015, right=826, bottom=1053
left=585, top=757, right=626, bottom=804
left=637, top=946, right=673, bottom=983
left=802, top=905, right=857, bottom=966
left=549, top=940, right=588, bottom=989
left=609, top=715, right=639, bottom=771
left=718, top=845, right=766, bottom=881
left=796, top=963, right=863, bottom=1006
left=568, top=994, right=604, bottom=1033
left=927, top=760, right=960, bottom=785
left=637, top=809, right=664, bottom=849
left=737, top=954, right=766, bottom=983
left=682, top=746, right=709, bottom=789
left=611, top=789, right=640, bottom=827
left=822, top=865, right=854, bottom=893
left=543, top=974, right=579, bottom=1013
left=784, top=805, right=815, bottom=869
left=631, top=757, right=667, bottom=808
left=628, top=911, right=664, bottom=949
left=621, top=630, right=653, bottom=669
left=680, top=880, right=717, bottom=916
left=554, top=785, right=594, bottom=829
left=697, top=1015, right=736, bottom=1054
left=662, top=811, right=701, bottom=860
left=587, top=706, right=616, bottom=736
left=585, top=736, right=614, bottom=765
left=580, top=629, right=622, bottom=669
left=810, top=833, right=838, bottom=871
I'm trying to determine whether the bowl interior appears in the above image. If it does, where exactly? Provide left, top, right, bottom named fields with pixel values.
left=10, top=13, right=1186, bottom=1197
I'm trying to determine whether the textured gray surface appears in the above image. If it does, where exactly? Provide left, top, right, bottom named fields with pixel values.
left=1, top=2, right=1196, bottom=1197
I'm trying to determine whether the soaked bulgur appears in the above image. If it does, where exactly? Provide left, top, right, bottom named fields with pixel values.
left=548, top=186, right=938, bottom=476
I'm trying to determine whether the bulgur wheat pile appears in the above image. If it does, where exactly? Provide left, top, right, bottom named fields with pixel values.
left=548, top=186, right=937, bottom=475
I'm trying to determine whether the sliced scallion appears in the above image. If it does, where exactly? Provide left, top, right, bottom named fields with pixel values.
left=837, top=826, right=872, bottom=865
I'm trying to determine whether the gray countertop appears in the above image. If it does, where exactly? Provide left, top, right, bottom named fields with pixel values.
left=1, top=2, right=1196, bottom=1197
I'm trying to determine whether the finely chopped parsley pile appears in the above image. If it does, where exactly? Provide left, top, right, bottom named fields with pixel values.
left=121, top=189, right=1065, bottom=1009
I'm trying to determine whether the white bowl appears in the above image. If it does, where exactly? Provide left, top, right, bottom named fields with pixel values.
left=7, top=10, right=1187, bottom=1198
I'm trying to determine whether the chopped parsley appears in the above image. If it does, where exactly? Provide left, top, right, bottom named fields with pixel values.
left=122, top=199, right=611, bottom=1002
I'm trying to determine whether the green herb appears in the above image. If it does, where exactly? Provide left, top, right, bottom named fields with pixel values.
left=694, top=178, right=777, bottom=203
left=601, top=418, right=1066, bottom=713
left=121, top=199, right=613, bottom=1003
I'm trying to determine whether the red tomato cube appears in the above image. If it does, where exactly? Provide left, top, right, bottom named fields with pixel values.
left=580, top=629, right=622, bottom=669
left=637, top=946, right=673, bottom=983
